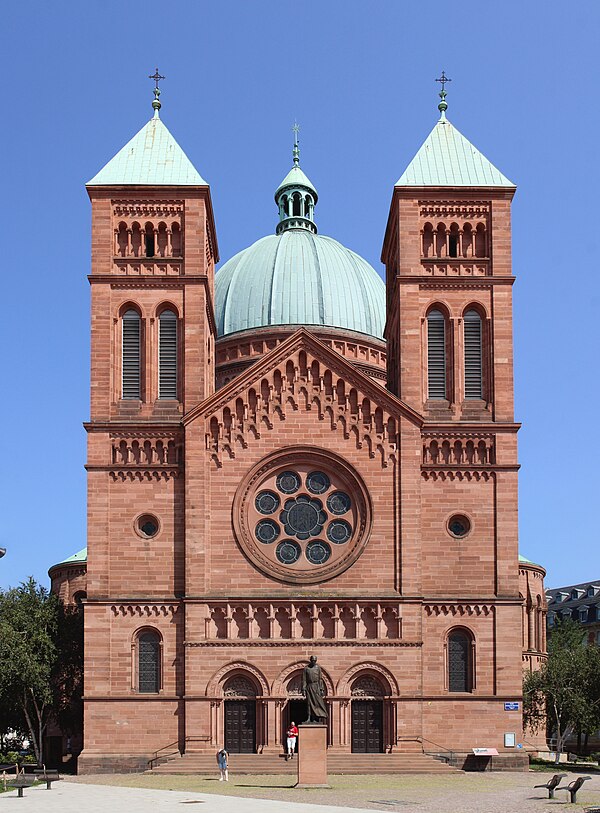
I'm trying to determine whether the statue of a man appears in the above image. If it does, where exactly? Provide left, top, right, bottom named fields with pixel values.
left=302, top=655, right=328, bottom=723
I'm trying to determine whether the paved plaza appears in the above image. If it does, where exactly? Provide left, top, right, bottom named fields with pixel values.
left=2, top=772, right=600, bottom=812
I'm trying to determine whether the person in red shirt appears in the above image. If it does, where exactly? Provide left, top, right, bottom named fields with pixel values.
left=286, top=721, right=299, bottom=759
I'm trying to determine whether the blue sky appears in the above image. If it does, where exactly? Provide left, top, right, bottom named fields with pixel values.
left=1, top=1, right=597, bottom=590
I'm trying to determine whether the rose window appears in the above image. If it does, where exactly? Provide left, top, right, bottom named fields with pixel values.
left=233, top=448, right=372, bottom=584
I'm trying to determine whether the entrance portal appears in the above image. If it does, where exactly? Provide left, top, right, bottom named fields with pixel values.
left=224, top=700, right=256, bottom=753
left=351, top=700, right=383, bottom=753
left=283, top=698, right=306, bottom=751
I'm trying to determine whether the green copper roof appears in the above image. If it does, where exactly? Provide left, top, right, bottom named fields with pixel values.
left=87, top=114, right=207, bottom=186
left=518, top=554, right=533, bottom=564
left=396, top=117, right=515, bottom=188
left=216, top=230, right=385, bottom=339
left=60, top=548, right=87, bottom=564
left=275, top=165, right=318, bottom=198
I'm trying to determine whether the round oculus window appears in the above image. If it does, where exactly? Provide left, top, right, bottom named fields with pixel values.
left=233, top=448, right=372, bottom=584
left=306, top=471, right=331, bottom=495
left=137, top=514, right=159, bottom=538
left=255, top=490, right=280, bottom=515
left=306, top=540, right=331, bottom=565
left=276, top=471, right=301, bottom=494
left=448, top=514, right=471, bottom=538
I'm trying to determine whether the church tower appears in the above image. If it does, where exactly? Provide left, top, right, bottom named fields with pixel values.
left=81, top=78, right=218, bottom=771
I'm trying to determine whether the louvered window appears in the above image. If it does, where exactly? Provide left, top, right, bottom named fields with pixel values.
left=464, top=310, right=483, bottom=399
left=138, top=631, right=160, bottom=693
left=427, top=310, right=446, bottom=399
left=448, top=631, right=471, bottom=692
left=159, top=310, right=178, bottom=399
left=122, top=309, right=141, bottom=399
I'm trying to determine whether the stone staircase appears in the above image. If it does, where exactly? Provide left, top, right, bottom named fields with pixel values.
left=150, top=751, right=459, bottom=774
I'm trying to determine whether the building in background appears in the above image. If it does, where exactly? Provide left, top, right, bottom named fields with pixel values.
left=49, top=78, right=546, bottom=772
left=546, top=580, right=600, bottom=645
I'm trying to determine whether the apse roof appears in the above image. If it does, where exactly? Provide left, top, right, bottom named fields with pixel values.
left=396, top=116, right=515, bottom=188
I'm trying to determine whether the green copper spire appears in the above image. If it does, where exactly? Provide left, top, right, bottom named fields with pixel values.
left=436, top=70, right=451, bottom=121
left=274, top=123, right=319, bottom=235
left=149, top=67, right=165, bottom=118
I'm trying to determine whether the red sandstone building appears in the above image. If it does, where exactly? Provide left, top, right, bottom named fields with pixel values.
left=50, top=83, right=547, bottom=771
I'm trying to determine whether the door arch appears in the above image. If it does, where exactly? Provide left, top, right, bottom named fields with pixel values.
left=351, top=675, right=385, bottom=753
left=223, top=675, right=258, bottom=753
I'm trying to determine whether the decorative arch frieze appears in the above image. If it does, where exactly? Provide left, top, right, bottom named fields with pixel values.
left=271, top=660, right=334, bottom=697
left=189, top=332, right=418, bottom=469
left=336, top=662, right=399, bottom=697
left=424, top=603, right=492, bottom=617
left=110, top=604, right=177, bottom=617
left=421, top=470, right=494, bottom=482
left=205, top=660, right=270, bottom=698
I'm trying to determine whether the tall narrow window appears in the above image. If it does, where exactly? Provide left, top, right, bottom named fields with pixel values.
left=138, top=631, right=160, bottom=693
left=464, top=309, right=483, bottom=399
left=145, top=223, right=155, bottom=257
left=122, top=309, right=141, bottom=399
left=448, top=630, right=472, bottom=692
left=427, top=309, right=446, bottom=399
left=159, top=310, right=178, bottom=399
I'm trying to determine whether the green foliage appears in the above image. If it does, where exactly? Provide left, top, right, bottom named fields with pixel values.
left=0, top=578, right=60, bottom=765
left=524, top=618, right=600, bottom=763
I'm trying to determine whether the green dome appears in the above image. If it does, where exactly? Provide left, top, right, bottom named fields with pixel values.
left=215, top=230, right=385, bottom=340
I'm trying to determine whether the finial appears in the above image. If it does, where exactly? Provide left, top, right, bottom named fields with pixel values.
left=149, top=68, right=165, bottom=117
left=435, top=71, right=451, bottom=120
left=292, top=121, right=300, bottom=166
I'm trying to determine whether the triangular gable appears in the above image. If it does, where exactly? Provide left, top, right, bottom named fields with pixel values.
left=185, top=328, right=422, bottom=427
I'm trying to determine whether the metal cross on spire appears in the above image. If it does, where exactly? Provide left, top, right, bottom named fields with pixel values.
left=435, top=71, right=451, bottom=120
left=149, top=68, right=165, bottom=117
left=292, top=121, right=300, bottom=166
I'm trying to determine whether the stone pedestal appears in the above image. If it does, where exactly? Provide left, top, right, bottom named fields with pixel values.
left=296, top=724, right=329, bottom=788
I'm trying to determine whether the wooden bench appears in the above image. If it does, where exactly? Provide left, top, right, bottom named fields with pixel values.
left=7, top=775, right=37, bottom=798
left=534, top=773, right=567, bottom=799
left=556, top=775, right=592, bottom=803
left=34, top=768, right=60, bottom=789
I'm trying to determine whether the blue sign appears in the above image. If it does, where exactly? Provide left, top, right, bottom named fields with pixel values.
left=504, top=702, right=519, bottom=711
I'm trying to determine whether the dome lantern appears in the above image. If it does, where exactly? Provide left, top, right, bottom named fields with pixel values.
left=274, top=124, right=318, bottom=235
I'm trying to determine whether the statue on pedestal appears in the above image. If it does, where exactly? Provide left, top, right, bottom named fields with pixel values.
left=302, top=655, right=328, bottom=724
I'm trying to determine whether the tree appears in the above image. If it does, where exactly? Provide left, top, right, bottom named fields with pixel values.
left=0, top=578, right=59, bottom=765
left=524, top=619, right=600, bottom=763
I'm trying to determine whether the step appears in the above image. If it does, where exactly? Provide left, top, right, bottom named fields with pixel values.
left=151, top=752, right=458, bottom=775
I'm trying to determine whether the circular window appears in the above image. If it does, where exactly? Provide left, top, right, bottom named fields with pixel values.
left=255, top=490, right=280, bottom=515
left=448, top=514, right=471, bottom=538
left=276, top=471, right=301, bottom=494
left=327, top=491, right=352, bottom=515
left=276, top=540, right=302, bottom=564
left=255, top=519, right=280, bottom=544
left=327, top=519, right=353, bottom=544
left=233, top=448, right=372, bottom=584
left=280, top=495, right=327, bottom=540
left=306, top=471, right=331, bottom=495
left=137, top=514, right=159, bottom=538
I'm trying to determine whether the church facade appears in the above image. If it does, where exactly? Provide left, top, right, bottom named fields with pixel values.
left=51, top=84, right=547, bottom=772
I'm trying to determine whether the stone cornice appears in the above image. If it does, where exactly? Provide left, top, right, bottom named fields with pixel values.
left=184, top=639, right=422, bottom=648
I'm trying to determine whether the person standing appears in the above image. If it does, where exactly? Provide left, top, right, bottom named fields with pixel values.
left=216, top=747, right=229, bottom=781
left=286, top=721, right=299, bottom=759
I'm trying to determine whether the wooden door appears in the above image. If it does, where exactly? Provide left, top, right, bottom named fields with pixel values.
left=225, top=700, right=256, bottom=753
left=351, top=700, right=383, bottom=753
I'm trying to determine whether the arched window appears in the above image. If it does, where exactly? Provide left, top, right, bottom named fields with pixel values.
left=122, top=309, right=141, bottom=399
left=448, top=223, right=459, bottom=258
left=427, top=309, right=447, bottom=399
left=464, top=309, right=483, bottom=399
left=138, top=630, right=160, bottom=693
left=292, top=192, right=301, bottom=217
left=171, top=223, right=182, bottom=256
left=475, top=223, right=487, bottom=257
left=144, top=223, right=155, bottom=258
left=422, top=223, right=434, bottom=257
left=447, top=630, right=473, bottom=692
left=158, top=310, right=178, bottom=399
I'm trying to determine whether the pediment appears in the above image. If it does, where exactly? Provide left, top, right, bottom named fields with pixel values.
left=184, top=328, right=422, bottom=468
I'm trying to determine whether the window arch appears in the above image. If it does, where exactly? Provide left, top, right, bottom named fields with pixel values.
left=136, top=629, right=161, bottom=693
left=158, top=309, right=178, bottom=399
left=427, top=309, right=447, bottom=399
left=463, top=309, right=483, bottom=399
left=292, top=192, right=301, bottom=217
left=447, top=629, right=474, bottom=693
left=448, top=223, right=459, bottom=257
left=144, top=222, right=155, bottom=257
left=122, top=308, right=141, bottom=399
